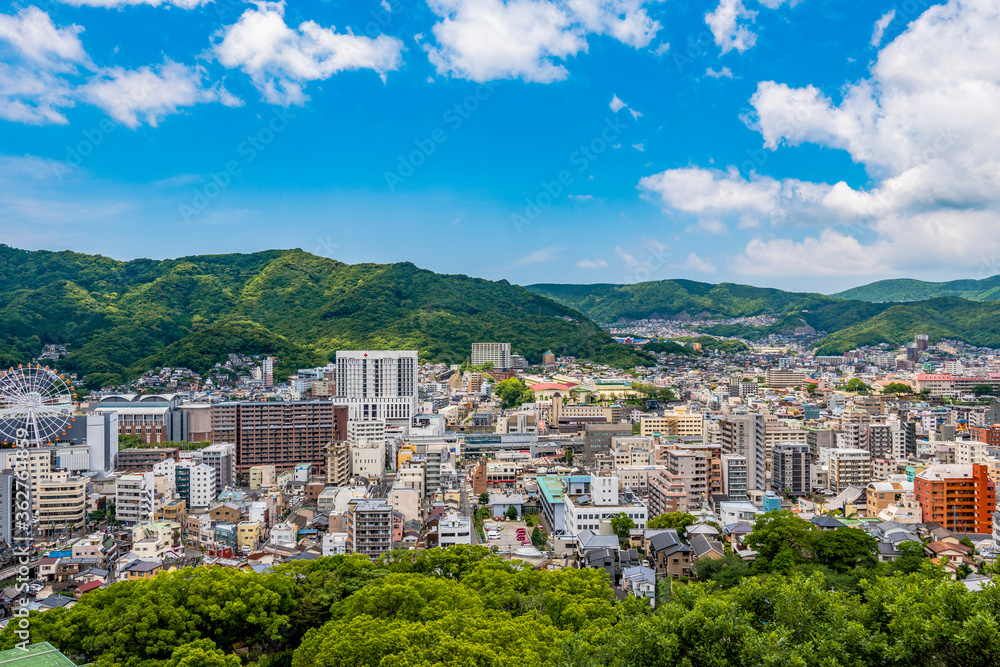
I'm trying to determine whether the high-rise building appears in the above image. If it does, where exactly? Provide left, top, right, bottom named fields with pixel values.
left=326, top=442, right=352, bottom=486
left=915, top=464, right=996, bottom=533
left=335, top=351, right=418, bottom=429
left=869, top=424, right=906, bottom=460
left=771, top=443, right=810, bottom=496
left=719, top=414, right=766, bottom=491
left=345, top=498, right=395, bottom=559
left=665, top=449, right=708, bottom=504
left=471, top=342, right=511, bottom=369
left=915, top=334, right=929, bottom=352
left=262, top=356, right=276, bottom=387
left=210, top=401, right=348, bottom=474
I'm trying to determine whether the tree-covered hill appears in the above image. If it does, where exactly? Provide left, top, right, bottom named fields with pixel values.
left=0, top=246, right=652, bottom=388
left=834, top=274, right=1000, bottom=302
left=524, top=279, right=842, bottom=323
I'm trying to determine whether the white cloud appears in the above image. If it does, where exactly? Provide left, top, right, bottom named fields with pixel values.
left=215, top=1, right=404, bottom=104
left=757, top=0, right=804, bottom=7
left=568, top=193, right=594, bottom=201
left=684, top=219, right=727, bottom=235
left=705, top=0, right=756, bottom=55
left=706, top=66, right=733, bottom=78
left=680, top=253, right=716, bottom=273
left=0, top=7, right=88, bottom=125
left=870, top=9, right=895, bottom=47
left=57, top=0, right=211, bottom=8
left=566, top=0, right=661, bottom=48
left=83, top=61, right=242, bottom=128
left=632, top=143, right=644, bottom=151
left=515, top=246, right=561, bottom=265
left=575, top=257, right=608, bottom=269
left=0, top=6, right=88, bottom=68
left=610, top=93, right=626, bottom=112
left=714, top=0, right=1000, bottom=276
left=426, top=0, right=662, bottom=83
left=640, top=166, right=780, bottom=216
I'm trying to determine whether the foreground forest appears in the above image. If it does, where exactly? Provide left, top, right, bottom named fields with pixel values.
left=3, top=545, right=998, bottom=667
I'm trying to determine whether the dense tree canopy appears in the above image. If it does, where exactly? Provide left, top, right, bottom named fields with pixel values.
left=1, top=544, right=995, bottom=667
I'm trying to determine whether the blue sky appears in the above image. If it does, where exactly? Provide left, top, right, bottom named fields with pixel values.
left=3, top=0, right=996, bottom=293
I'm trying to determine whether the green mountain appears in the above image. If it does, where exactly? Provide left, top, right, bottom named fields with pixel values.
left=524, top=280, right=842, bottom=323
left=0, top=246, right=652, bottom=388
left=833, top=275, right=1000, bottom=302
left=814, top=297, right=1000, bottom=354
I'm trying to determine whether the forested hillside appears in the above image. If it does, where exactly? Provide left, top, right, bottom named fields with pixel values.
left=0, top=246, right=652, bottom=388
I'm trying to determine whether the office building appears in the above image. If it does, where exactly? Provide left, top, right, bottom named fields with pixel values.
left=335, top=351, right=418, bottom=429
left=583, top=423, right=633, bottom=466
left=771, top=443, right=810, bottom=496
left=90, top=393, right=185, bottom=445
left=915, top=464, right=996, bottom=533
left=471, top=342, right=511, bottom=369
left=211, top=402, right=348, bottom=474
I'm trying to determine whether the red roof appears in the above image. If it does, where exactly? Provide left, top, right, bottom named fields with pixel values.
left=528, top=382, right=578, bottom=391
left=76, top=580, right=103, bottom=595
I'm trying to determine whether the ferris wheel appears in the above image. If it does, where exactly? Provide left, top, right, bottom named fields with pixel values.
left=0, top=364, right=78, bottom=446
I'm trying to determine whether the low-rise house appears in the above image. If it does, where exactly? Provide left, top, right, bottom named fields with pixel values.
left=621, top=565, right=657, bottom=606
left=644, top=529, right=693, bottom=579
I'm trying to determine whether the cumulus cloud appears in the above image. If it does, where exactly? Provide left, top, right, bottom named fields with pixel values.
left=705, top=0, right=757, bottom=55
left=575, top=257, right=608, bottom=269
left=425, top=0, right=662, bottom=83
left=671, top=0, right=1000, bottom=277
left=706, top=66, right=733, bottom=78
left=0, top=6, right=89, bottom=124
left=610, top=94, right=626, bottom=112
left=215, top=2, right=404, bottom=104
left=83, top=61, right=242, bottom=128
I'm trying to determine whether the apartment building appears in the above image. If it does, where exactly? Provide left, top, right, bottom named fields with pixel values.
left=720, top=414, right=766, bottom=491
left=176, top=461, right=217, bottom=509
left=117, top=447, right=179, bottom=471
left=771, top=443, right=810, bottom=496
left=766, top=369, right=806, bottom=388
left=827, top=448, right=872, bottom=494
left=116, top=472, right=154, bottom=526
left=35, top=472, right=86, bottom=537
left=345, top=498, right=395, bottom=559
left=191, top=443, right=236, bottom=491
left=915, top=464, right=996, bottom=533
left=563, top=474, right=647, bottom=536
left=647, top=470, right=688, bottom=516
left=326, top=442, right=352, bottom=486
left=663, top=449, right=708, bottom=504
left=211, top=402, right=348, bottom=474
left=720, top=454, right=749, bottom=501
left=471, top=342, right=511, bottom=369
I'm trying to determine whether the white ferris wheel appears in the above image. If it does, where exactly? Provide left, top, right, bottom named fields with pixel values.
left=0, top=364, right=78, bottom=447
